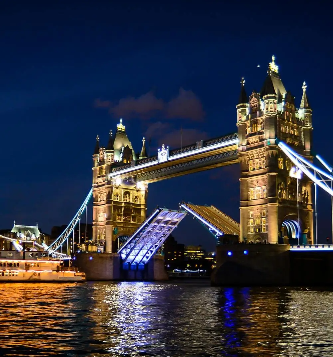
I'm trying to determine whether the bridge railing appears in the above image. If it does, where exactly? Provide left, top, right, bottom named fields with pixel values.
left=290, top=245, right=333, bottom=251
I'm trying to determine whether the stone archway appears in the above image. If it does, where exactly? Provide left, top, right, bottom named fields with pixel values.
left=281, top=219, right=301, bottom=245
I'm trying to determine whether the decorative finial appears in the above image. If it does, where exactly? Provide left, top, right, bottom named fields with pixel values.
left=302, top=81, right=307, bottom=92
left=117, top=118, right=125, bottom=131
left=142, top=137, right=146, bottom=143
left=268, top=55, right=279, bottom=73
left=109, top=130, right=113, bottom=136
left=96, top=135, right=99, bottom=141
left=240, top=77, right=245, bottom=86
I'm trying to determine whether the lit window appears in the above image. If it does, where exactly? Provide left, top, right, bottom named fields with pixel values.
left=255, top=187, right=261, bottom=199
left=249, top=160, right=254, bottom=171
left=278, top=158, right=284, bottom=169
left=262, top=218, right=267, bottom=233
left=262, top=186, right=267, bottom=198
left=255, top=159, right=260, bottom=170
left=249, top=188, right=254, bottom=200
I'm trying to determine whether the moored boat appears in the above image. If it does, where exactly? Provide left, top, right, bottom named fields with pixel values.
left=0, top=251, right=85, bottom=282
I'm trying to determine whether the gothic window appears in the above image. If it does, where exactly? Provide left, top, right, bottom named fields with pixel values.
left=249, top=188, right=254, bottom=200
left=248, top=218, right=254, bottom=233
left=285, top=160, right=291, bottom=171
left=262, top=218, right=267, bottom=233
left=262, top=210, right=266, bottom=217
left=252, top=123, right=258, bottom=132
left=255, top=159, right=260, bottom=170
left=113, top=193, right=119, bottom=201
left=278, top=158, right=284, bottom=169
left=260, top=158, right=265, bottom=169
left=249, top=160, right=254, bottom=171
left=123, top=207, right=131, bottom=222
left=255, top=187, right=261, bottom=200
left=255, top=213, right=261, bottom=226
left=305, top=116, right=309, bottom=126
left=134, top=196, right=139, bottom=203
left=99, top=166, right=105, bottom=176
left=262, top=186, right=267, bottom=198
left=123, top=191, right=130, bottom=202
left=249, top=211, right=253, bottom=218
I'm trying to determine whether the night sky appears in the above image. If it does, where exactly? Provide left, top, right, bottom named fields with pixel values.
left=1, top=1, right=332, bottom=251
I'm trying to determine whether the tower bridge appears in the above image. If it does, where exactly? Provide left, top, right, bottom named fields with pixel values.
left=91, top=55, right=315, bottom=254
left=12, top=55, right=333, bottom=283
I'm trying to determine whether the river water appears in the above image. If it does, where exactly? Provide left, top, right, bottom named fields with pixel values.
left=1, top=281, right=333, bottom=356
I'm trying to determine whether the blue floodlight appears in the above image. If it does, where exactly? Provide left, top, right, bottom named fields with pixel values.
left=243, top=250, right=248, bottom=255
left=227, top=251, right=232, bottom=256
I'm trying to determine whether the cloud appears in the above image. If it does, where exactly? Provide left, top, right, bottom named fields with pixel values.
left=95, top=88, right=205, bottom=121
left=144, top=121, right=170, bottom=140
left=157, top=128, right=209, bottom=148
left=97, top=92, right=164, bottom=119
left=166, top=88, right=205, bottom=121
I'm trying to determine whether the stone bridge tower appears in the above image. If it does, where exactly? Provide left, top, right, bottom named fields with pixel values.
left=237, top=56, right=313, bottom=244
left=92, top=119, right=148, bottom=253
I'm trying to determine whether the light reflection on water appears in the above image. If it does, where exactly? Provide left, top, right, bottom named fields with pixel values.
left=1, top=282, right=333, bottom=356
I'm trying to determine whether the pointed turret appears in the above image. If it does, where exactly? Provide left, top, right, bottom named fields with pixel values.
left=238, top=77, right=247, bottom=104
left=94, top=135, right=100, bottom=155
left=261, top=75, right=276, bottom=97
left=300, top=81, right=311, bottom=109
left=260, top=55, right=286, bottom=99
left=139, top=137, right=148, bottom=159
left=106, top=130, right=114, bottom=150
left=113, top=118, right=137, bottom=161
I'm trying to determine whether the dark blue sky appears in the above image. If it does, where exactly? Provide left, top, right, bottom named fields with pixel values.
left=0, top=0, right=332, bottom=250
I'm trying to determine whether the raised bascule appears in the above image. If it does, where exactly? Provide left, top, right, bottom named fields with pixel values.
left=18, top=56, right=333, bottom=283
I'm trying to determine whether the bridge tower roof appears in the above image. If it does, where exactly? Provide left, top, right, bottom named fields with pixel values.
left=260, top=55, right=286, bottom=99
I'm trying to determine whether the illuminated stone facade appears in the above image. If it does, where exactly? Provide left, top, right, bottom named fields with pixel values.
left=237, top=56, right=313, bottom=244
left=92, top=120, right=148, bottom=253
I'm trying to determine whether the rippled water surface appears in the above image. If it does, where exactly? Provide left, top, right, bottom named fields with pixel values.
left=1, top=281, right=333, bottom=356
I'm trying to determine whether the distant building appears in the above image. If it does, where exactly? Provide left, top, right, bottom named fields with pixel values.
left=184, top=245, right=206, bottom=270
left=0, top=222, right=52, bottom=250
left=162, top=235, right=185, bottom=271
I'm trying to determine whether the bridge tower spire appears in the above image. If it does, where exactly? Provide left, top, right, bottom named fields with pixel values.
left=237, top=56, right=313, bottom=245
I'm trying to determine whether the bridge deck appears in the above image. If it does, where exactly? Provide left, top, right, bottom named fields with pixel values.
left=180, top=203, right=240, bottom=237
left=109, top=133, right=238, bottom=183
left=119, top=208, right=186, bottom=267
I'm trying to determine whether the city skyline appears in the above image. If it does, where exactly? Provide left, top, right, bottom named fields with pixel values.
left=1, top=1, right=333, bottom=250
